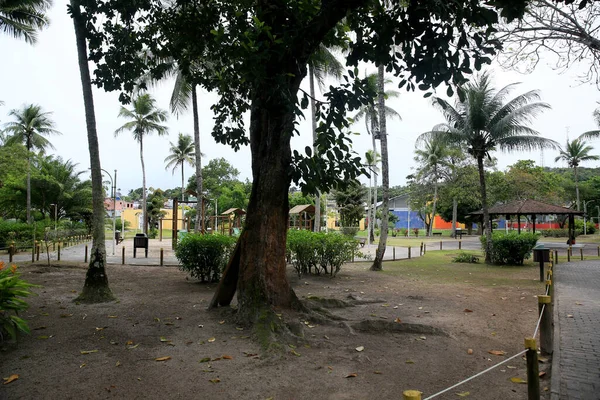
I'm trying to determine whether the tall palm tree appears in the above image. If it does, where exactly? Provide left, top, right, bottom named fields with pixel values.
left=352, top=72, right=400, bottom=245
left=164, top=133, right=196, bottom=201
left=69, top=0, right=114, bottom=301
left=0, top=0, right=51, bottom=44
left=418, top=72, right=556, bottom=263
left=554, top=138, right=599, bottom=211
left=115, top=94, right=168, bottom=234
left=414, top=137, right=451, bottom=236
left=308, top=44, right=344, bottom=232
left=4, top=104, right=60, bottom=223
left=364, top=149, right=380, bottom=244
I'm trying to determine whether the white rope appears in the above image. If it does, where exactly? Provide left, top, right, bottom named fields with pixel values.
left=533, top=304, right=545, bottom=338
left=423, top=349, right=528, bottom=400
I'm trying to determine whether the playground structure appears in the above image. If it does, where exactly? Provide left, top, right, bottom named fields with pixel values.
left=289, top=204, right=315, bottom=230
left=217, top=208, right=246, bottom=236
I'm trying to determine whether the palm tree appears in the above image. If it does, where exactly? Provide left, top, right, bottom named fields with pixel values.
left=69, top=0, right=114, bottom=302
left=414, top=137, right=451, bottom=236
left=418, top=72, right=556, bottom=263
left=4, top=104, right=60, bottom=223
left=364, top=149, right=380, bottom=244
left=164, top=133, right=196, bottom=201
left=0, top=0, right=51, bottom=44
left=554, top=138, right=599, bottom=211
left=115, top=94, right=168, bottom=234
left=308, top=44, right=344, bottom=232
left=352, top=72, right=400, bottom=247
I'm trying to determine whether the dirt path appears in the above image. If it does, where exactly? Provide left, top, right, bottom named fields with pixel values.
left=1, top=260, right=550, bottom=399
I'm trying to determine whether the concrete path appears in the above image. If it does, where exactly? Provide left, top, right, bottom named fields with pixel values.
left=552, top=260, right=600, bottom=400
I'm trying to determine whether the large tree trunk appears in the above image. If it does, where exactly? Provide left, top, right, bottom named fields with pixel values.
left=192, top=85, right=203, bottom=232
left=210, top=89, right=300, bottom=322
left=451, top=197, right=458, bottom=237
left=140, top=138, right=148, bottom=234
left=477, top=155, right=492, bottom=263
left=371, top=64, right=389, bottom=271
left=26, top=156, right=31, bottom=224
left=309, top=65, right=321, bottom=232
left=71, top=0, right=114, bottom=302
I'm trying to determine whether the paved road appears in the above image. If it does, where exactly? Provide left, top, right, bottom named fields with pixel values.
left=552, top=261, right=600, bottom=400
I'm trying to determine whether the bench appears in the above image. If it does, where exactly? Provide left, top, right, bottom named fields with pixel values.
left=133, top=233, right=148, bottom=258
left=355, top=237, right=366, bottom=247
left=115, top=231, right=124, bottom=245
left=432, top=232, right=442, bottom=237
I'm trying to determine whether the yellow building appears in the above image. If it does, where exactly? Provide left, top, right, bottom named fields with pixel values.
left=121, top=207, right=190, bottom=232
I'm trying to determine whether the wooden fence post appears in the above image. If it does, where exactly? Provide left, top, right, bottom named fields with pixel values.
left=525, top=338, right=540, bottom=400
left=440, top=241, right=442, bottom=250
left=32, top=241, right=36, bottom=262
left=567, top=247, right=571, bottom=262
left=420, top=242, right=423, bottom=256
left=393, top=247, right=396, bottom=261
left=85, top=245, right=88, bottom=263
left=554, top=250, right=558, bottom=265
left=122, top=246, right=125, bottom=265
left=57, top=243, right=61, bottom=261
left=160, top=248, right=164, bottom=266
left=36, top=243, right=40, bottom=261
left=538, top=295, right=553, bottom=356
left=9, top=243, right=14, bottom=263
left=458, top=240, right=462, bottom=250
left=423, top=243, right=426, bottom=255
left=408, top=247, right=411, bottom=259
left=580, top=248, right=583, bottom=261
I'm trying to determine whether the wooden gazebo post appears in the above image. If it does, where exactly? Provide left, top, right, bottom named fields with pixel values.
left=532, top=214, right=536, bottom=234
left=517, top=214, right=521, bottom=234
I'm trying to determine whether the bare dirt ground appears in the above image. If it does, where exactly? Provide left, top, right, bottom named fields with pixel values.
left=1, top=256, right=550, bottom=400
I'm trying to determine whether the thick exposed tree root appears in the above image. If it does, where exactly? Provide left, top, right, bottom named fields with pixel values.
left=74, top=286, right=116, bottom=304
left=351, top=319, right=448, bottom=336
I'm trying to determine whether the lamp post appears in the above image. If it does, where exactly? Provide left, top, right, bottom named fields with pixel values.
left=96, top=168, right=117, bottom=255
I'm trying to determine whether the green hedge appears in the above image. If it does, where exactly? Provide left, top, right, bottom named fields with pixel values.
left=480, top=232, right=539, bottom=265
left=175, top=234, right=236, bottom=282
left=286, top=230, right=359, bottom=277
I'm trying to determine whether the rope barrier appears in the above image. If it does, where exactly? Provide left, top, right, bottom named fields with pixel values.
left=420, top=270, right=554, bottom=399
left=423, top=350, right=528, bottom=399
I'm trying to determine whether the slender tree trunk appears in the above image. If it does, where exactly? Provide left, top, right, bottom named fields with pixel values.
left=367, top=173, right=372, bottom=245
left=309, top=65, right=321, bottom=232
left=26, top=156, right=31, bottom=224
left=574, top=166, right=580, bottom=211
left=192, top=85, right=203, bottom=232
left=70, top=0, right=114, bottom=302
left=430, top=177, right=438, bottom=237
left=451, top=197, right=458, bottom=237
left=477, top=155, right=492, bottom=263
left=140, top=138, right=148, bottom=234
left=370, top=119, right=378, bottom=243
left=371, top=64, right=389, bottom=271
left=181, top=163, right=185, bottom=202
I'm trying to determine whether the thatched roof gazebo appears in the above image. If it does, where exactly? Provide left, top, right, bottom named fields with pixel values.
left=469, top=199, right=583, bottom=239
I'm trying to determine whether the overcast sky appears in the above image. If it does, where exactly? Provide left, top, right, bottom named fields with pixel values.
left=2, top=1, right=600, bottom=196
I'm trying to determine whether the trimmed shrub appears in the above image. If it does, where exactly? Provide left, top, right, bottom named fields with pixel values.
left=287, top=230, right=359, bottom=277
left=540, top=229, right=570, bottom=238
left=340, top=227, right=359, bottom=237
left=574, top=219, right=596, bottom=235
left=175, top=234, right=236, bottom=282
left=0, top=262, right=38, bottom=342
left=452, top=252, right=479, bottom=264
left=480, top=231, right=539, bottom=265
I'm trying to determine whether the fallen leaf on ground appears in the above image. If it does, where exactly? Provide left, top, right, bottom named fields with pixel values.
left=212, top=357, right=222, bottom=361
left=3, top=375, right=19, bottom=385
left=419, top=336, right=426, bottom=340
left=456, top=392, right=470, bottom=397
left=510, top=377, right=527, bottom=384
left=219, top=320, right=225, bottom=324
left=539, top=371, right=547, bottom=378
left=373, top=371, right=382, bottom=374
left=576, top=302, right=582, bottom=305
left=80, top=350, right=98, bottom=355
left=395, top=318, right=402, bottom=323
left=60, top=314, right=73, bottom=318
left=37, top=336, right=49, bottom=340
left=406, top=360, right=415, bottom=364
left=159, top=337, right=170, bottom=342
left=488, top=350, right=506, bottom=356
left=199, top=357, right=211, bottom=363
left=127, top=344, right=140, bottom=350
left=345, top=373, right=357, bottom=378
left=164, top=322, right=174, bottom=326
left=126, top=340, right=134, bottom=345
left=463, top=309, right=473, bottom=313
left=355, top=346, right=364, bottom=352
left=567, top=315, right=574, bottom=318
left=236, top=327, right=244, bottom=331
left=107, top=315, right=118, bottom=318
left=80, top=363, right=86, bottom=368
left=155, top=356, right=171, bottom=361
left=115, top=361, right=121, bottom=367
left=222, top=355, right=233, bottom=360
left=507, top=366, right=517, bottom=369
left=95, top=327, right=106, bottom=331
left=290, top=349, right=301, bottom=357
left=33, top=326, right=46, bottom=330
left=209, top=378, right=220, bottom=383
left=538, top=357, right=548, bottom=363
left=154, top=317, right=160, bottom=322
left=208, top=337, right=216, bottom=342
left=467, top=349, right=473, bottom=355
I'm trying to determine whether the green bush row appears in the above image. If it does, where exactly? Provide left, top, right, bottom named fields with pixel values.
left=286, top=230, right=359, bottom=277
left=0, top=221, right=89, bottom=249
left=480, top=231, right=539, bottom=265
left=175, top=233, right=236, bottom=282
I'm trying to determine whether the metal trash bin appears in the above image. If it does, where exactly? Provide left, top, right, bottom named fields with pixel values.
left=133, top=233, right=148, bottom=258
